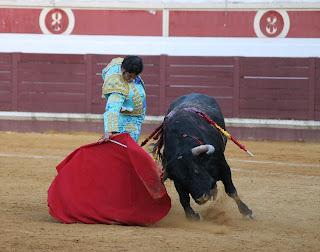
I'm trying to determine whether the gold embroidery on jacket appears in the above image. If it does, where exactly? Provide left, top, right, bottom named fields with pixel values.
left=101, top=58, right=144, bottom=116
left=102, top=74, right=129, bottom=98
left=120, top=83, right=144, bottom=116
left=105, top=57, right=123, bottom=72
left=125, top=123, right=138, bottom=133
left=107, top=112, right=119, bottom=132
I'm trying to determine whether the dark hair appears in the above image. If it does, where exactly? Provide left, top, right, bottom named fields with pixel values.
left=121, top=55, right=144, bottom=75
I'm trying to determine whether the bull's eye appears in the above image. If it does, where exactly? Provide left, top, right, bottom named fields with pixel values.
left=194, top=168, right=199, bottom=174
left=177, top=155, right=183, bottom=160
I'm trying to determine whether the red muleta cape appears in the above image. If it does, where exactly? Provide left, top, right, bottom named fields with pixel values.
left=47, top=133, right=171, bottom=225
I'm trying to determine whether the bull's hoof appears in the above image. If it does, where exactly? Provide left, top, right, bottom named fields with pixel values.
left=211, top=186, right=218, bottom=201
left=186, top=211, right=201, bottom=221
left=244, top=212, right=255, bottom=220
left=238, top=202, right=254, bottom=220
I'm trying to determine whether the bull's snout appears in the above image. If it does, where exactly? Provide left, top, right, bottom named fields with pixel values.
left=195, top=185, right=218, bottom=205
left=195, top=193, right=212, bottom=205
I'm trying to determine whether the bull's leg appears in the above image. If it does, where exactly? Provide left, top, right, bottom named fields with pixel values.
left=220, top=157, right=254, bottom=219
left=174, top=181, right=201, bottom=221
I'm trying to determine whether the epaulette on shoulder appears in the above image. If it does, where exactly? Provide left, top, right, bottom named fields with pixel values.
left=101, top=74, right=129, bottom=98
left=105, top=57, right=124, bottom=72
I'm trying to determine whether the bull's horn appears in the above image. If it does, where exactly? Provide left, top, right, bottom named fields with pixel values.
left=191, top=144, right=215, bottom=156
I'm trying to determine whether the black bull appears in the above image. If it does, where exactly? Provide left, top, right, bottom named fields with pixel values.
left=157, top=93, right=254, bottom=220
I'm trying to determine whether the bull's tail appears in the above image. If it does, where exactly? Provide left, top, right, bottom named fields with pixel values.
left=140, top=122, right=165, bottom=161
left=140, top=122, right=163, bottom=147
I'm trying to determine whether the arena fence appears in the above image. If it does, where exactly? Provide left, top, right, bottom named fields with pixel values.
left=0, top=53, right=319, bottom=140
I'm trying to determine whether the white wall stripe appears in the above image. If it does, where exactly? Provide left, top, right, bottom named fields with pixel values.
left=0, top=111, right=319, bottom=130
left=1, top=34, right=320, bottom=57
left=162, top=8, right=169, bottom=37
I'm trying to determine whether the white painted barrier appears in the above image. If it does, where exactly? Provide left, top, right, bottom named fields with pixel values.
left=1, top=111, right=319, bottom=130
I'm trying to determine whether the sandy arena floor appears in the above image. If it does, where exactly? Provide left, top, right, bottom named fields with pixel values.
left=0, top=131, right=319, bottom=252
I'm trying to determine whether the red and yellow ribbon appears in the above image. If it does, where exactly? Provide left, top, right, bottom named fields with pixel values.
left=193, top=110, right=254, bottom=157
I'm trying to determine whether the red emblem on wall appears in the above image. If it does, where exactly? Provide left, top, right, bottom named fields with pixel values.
left=254, top=10, right=290, bottom=38
left=259, top=10, right=284, bottom=37
left=39, top=8, right=75, bottom=35
left=44, top=9, right=69, bottom=34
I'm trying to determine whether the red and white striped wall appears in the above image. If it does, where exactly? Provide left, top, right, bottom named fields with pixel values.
left=0, top=0, right=320, bottom=38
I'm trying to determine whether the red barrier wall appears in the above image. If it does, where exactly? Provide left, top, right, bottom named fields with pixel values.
left=1, top=7, right=319, bottom=38
left=0, top=53, right=319, bottom=121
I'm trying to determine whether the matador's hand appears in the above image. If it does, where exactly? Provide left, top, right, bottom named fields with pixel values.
left=98, top=132, right=111, bottom=144
left=97, top=132, right=119, bottom=144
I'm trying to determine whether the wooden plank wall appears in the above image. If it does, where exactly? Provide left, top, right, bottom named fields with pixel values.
left=0, top=54, right=12, bottom=111
left=17, top=53, right=87, bottom=113
left=164, top=56, right=235, bottom=116
left=0, top=53, right=319, bottom=121
left=316, top=58, right=320, bottom=120
left=239, top=57, right=312, bottom=120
